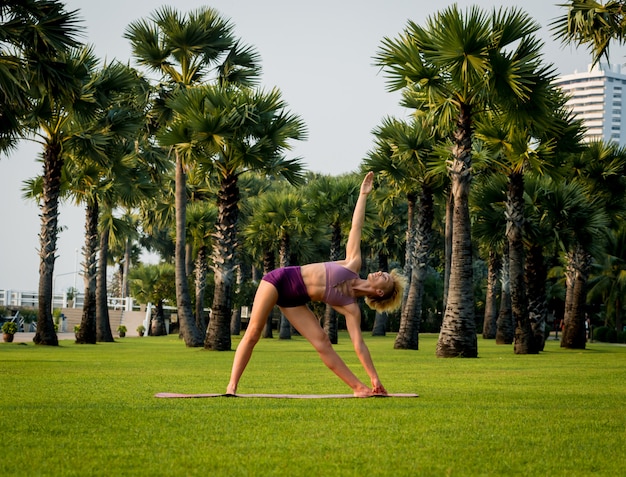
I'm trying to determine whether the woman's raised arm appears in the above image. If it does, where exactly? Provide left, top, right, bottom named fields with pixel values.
left=344, top=172, right=374, bottom=265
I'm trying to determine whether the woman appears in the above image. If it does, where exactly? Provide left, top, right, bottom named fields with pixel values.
left=226, top=172, right=406, bottom=397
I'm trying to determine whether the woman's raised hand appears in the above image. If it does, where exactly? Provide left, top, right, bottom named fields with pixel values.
left=360, top=171, right=374, bottom=195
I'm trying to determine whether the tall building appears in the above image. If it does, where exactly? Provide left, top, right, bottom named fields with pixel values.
left=554, top=63, right=626, bottom=146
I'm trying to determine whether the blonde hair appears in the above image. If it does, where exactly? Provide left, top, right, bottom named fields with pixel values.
left=365, top=269, right=407, bottom=313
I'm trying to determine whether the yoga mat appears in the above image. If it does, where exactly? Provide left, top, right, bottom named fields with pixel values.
left=155, top=392, right=419, bottom=399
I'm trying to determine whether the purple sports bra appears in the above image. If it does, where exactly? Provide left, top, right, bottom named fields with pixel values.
left=323, top=262, right=358, bottom=306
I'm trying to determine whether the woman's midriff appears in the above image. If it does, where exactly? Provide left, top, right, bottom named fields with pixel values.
left=300, top=263, right=327, bottom=302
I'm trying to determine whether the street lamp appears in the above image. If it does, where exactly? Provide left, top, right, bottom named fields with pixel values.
left=73, top=248, right=79, bottom=292
left=52, top=271, right=79, bottom=307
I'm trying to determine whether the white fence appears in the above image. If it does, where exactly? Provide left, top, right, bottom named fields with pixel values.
left=0, top=289, right=139, bottom=311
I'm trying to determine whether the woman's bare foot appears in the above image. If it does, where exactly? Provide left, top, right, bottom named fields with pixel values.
left=226, top=384, right=237, bottom=395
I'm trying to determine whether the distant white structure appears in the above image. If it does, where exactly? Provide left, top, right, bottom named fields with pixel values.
left=555, top=63, right=626, bottom=146
left=0, top=289, right=138, bottom=311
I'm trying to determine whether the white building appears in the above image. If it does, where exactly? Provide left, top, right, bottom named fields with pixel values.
left=555, top=63, right=626, bottom=146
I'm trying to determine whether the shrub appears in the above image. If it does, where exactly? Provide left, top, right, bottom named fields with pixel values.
left=2, top=321, right=18, bottom=334
left=606, top=328, right=618, bottom=343
left=593, top=326, right=610, bottom=342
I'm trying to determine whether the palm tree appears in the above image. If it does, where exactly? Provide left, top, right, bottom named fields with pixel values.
left=557, top=141, right=626, bottom=348
left=95, top=90, right=155, bottom=344
left=94, top=211, right=120, bottom=342
left=68, top=147, right=150, bottom=345
left=470, top=172, right=508, bottom=340
left=53, top=60, right=153, bottom=344
left=587, top=224, right=626, bottom=333
left=129, top=263, right=176, bottom=335
left=475, top=87, right=585, bottom=354
left=109, top=136, right=171, bottom=303
left=125, top=5, right=261, bottom=347
left=241, top=192, right=280, bottom=338
left=376, top=5, right=550, bottom=357
left=162, top=84, right=306, bottom=351
left=271, top=190, right=306, bottom=339
left=364, top=116, right=437, bottom=349
left=367, top=188, right=406, bottom=336
left=523, top=175, right=559, bottom=351
left=0, top=0, right=81, bottom=151
left=228, top=173, right=270, bottom=336
left=541, top=177, right=609, bottom=349
left=566, top=141, right=626, bottom=227
left=2, top=1, right=81, bottom=345
left=24, top=46, right=147, bottom=345
left=108, top=211, right=143, bottom=301
left=137, top=168, right=177, bottom=260
left=552, top=0, right=626, bottom=67
left=76, top=192, right=99, bottom=344
left=245, top=186, right=317, bottom=338
left=562, top=212, right=609, bottom=349
left=186, top=200, right=217, bottom=332
left=496, top=242, right=515, bottom=345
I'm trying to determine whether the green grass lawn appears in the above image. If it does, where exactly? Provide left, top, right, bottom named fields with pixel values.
left=1, top=332, right=624, bottom=476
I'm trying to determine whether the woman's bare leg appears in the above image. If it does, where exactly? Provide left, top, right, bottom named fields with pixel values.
left=226, top=281, right=278, bottom=395
left=281, top=306, right=372, bottom=397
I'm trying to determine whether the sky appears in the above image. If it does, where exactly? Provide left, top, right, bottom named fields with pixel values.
left=2, top=0, right=626, bottom=294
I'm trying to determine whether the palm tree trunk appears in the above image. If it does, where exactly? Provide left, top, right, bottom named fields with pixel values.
left=205, top=173, right=239, bottom=351
left=508, top=172, right=537, bottom=354
left=323, top=222, right=342, bottom=344
left=322, top=303, right=337, bottom=343
left=437, top=105, right=477, bottom=358
left=496, top=242, right=514, bottom=344
left=482, top=250, right=500, bottom=339
left=442, top=188, right=453, bottom=312
left=230, top=264, right=244, bottom=335
left=174, top=152, right=203, bottom=347
left=96, top=226, right=114, bottom=342
left=402, top=192, right=417, bottom=305
left=185, top=242, right=194, bottom=276
left=76, top=201, right=98, bottom=344
left=372, top=243, right=390, bottom=336
left=395, top=266, right=422, bottom=349
left=561, top=245, right=590, bottom=349
left=278, top=234, right=292, bottom=340
left=371, top=312, right=388, bottom=336
left=121, top=238, right=131, bottom=299
left=395, top=186, right=434, bottom=349
left=615, top=298, right=623, bottom=337
left=230, top=307, right=241, bottom=336
left=261, top=251, right=276, bottom=339
left=279, top=312, right=292, bottom=339
left=34, top=142, right=63, bottom=346
left=526, top=244, right=548, bottom=351
left=151, top=299, right=166, bottom=336
left=195, top=245, right=209, bottom=332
